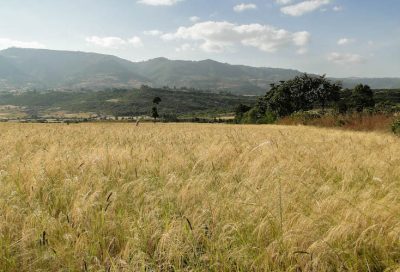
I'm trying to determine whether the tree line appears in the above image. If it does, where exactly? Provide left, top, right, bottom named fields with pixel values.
left=235, top=74, right=377, bottom=124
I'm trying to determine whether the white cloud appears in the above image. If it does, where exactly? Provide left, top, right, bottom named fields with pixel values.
left=337, top=38, right=355, bottom=46
left=162, top=21, right=310, bottom=53
left=281, top=0, right=330, bottom=16
left=175, top=43, right=195, bottom=52
left=327, top=52, right=365, bottom=64
left=137, top=0, right=183, bottom=6
left=143, top=30, right=163, bottom=36
left=0, top=38, right=46, bottom=50
left=333, top=5, right=343, bottom=11
left=128, top=36, right=144, bottom=47
left=199, top=41, right=226, bottom=53
left=233, top=3, right=257, bottom=12
left=296, top=47, right=308, bottom=55
left=292, top=31, right=311, bottom=46
left=190, top=16, right=200, bottom=23
left=276, top=0, right=292, bottom=5
left=86, top=36, right=143, bottom=48
left=85, top=36, right=126, bottom=48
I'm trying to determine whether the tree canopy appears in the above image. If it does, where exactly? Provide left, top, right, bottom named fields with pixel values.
left=153, top=97, right=162, bottom=105
left=259, top=74, right=341, bottom=117
left=351, top=84, right=375, bottom=112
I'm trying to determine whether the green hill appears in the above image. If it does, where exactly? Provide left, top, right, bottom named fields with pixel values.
left=0, top=87, right=257, bottom=117
left=1, top=48, right=399, bottom=95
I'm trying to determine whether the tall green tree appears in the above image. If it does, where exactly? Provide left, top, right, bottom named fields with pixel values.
left=336, top=88, right=352, bottom=114
left=351, top=84, right=375, bottom=112
left=153, top=97, right=162, bottom=105
left=259, top=74, right=341, bottom=117
left=234, top=104, right=252, bottom=122
left=151, top=106, right=159, bottom=122
left=151, top=97, right=162, bottom=122
left=308, top=75, right=341, bottom=111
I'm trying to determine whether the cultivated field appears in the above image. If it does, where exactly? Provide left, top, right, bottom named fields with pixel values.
left=0, top=123, right=399, bottom=271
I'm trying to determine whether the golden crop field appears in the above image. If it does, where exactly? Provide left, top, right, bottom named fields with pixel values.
left=0, top=123, right=399, bottom=271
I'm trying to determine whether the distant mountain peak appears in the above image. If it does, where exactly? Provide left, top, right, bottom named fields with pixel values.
left=149, top=57, right=169, bottom=62
left=200, top=59, right=221, bottom=63
left=0, top=47, right=399, bottom=94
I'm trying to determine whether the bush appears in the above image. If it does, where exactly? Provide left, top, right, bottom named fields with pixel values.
left=392, top=119, right=400, bottom=135
left=335, top=118, right=347, bottom=127
left=374, top=101, right=397, bottom=113
left=257, top=111, right=277, bottom=124
left=241, top=108, right=259, bottom=124
left=234, top=104, right=252, bottom=123
left=290, top=111, right=322, bottom=125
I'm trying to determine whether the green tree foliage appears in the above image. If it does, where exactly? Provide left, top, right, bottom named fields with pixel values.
left=262, top=83, right=294, bottom=117
left=375, top=101, right=397, bottom=113
left=235, top=104, right=252, bottom=122
left=336, top=88, right=352, bottom=114
left=151, top=96, right=162, bottom=122
left=392, top=119, right=400, bottom=135
left=151, top=106, right=159, bottom=121
left=259, top=74, right=341, bottom=117
left=351, top=84, right=375, bottom=112
left=309, top=76, right=341, bottom=111
left=241, top=108, right=259, bottom=124
left=336, top=85, right=376, bottom=113
left=153, top=97, right=162, bottom=105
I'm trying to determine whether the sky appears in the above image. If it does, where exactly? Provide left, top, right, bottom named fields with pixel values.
left=0, top=0, right=399, bottom=77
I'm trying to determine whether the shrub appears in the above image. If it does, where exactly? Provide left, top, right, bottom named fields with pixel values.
left=279, top=112, right=395, bottom=132
left=351, top=84, right=375, bottom=112
left=392, top=119, right=400, bottom=135
left=335, top=118, right=347, bottom=127
left=257, top=111, right=277, bottom=124
left=235, top=104, right=252, bottom=123
left=374, top=101, right=397, bottom=113
left=241, top=108, right=259, bottom=124
left=290, top=111, right=322, bottom=125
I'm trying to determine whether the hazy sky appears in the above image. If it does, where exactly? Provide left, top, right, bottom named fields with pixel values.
left=0, top=0, right=399, bottom=77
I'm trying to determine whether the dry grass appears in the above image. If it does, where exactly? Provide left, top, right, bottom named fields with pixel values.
left=0, top=105, right=27, bottom=119
left=278, top=113, right=395, bottom=132
left=0, top=123, right=399, bottom=271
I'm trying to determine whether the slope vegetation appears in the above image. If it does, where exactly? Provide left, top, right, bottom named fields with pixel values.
left=0, top=88, right=257, bottom=117
left=1, top=48, right=399, bottom=95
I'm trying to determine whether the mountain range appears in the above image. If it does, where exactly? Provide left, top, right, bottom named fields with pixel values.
left=0, top=47, right=399, bottom=95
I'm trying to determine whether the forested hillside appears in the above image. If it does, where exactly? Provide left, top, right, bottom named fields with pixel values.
left=0, top=87, right=257, bottom=117
left=1, top=48, right=399, bottom=95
